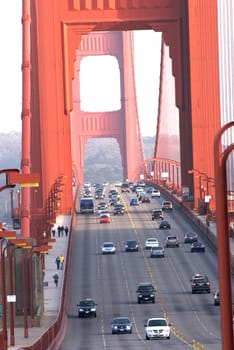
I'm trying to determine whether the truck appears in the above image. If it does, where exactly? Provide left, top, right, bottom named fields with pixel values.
left=79, top=197, right=94, bottom=214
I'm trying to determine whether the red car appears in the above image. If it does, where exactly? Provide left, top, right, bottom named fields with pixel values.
left=99, top=213, right=111, bottom=223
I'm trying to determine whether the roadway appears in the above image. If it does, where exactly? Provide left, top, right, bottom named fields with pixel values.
left=59, top=190, right=226, bottom=349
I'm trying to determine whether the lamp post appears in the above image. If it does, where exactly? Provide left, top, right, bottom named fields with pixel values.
left=8, top=238, right=29, bottom=346
left=0, top=231, right=17, bottom=350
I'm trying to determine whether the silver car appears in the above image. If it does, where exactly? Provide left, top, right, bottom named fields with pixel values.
left=101, top=242, right=116, bottom=254
left=150, top=246, right=165, bottom=258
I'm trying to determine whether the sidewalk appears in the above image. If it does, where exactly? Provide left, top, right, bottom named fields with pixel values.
left=8, top=214, right=71, bottom=350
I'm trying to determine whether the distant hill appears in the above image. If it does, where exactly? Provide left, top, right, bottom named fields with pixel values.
left=0, top=132, right=155, bottom=221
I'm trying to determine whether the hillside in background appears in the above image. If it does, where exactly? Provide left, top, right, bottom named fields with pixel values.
left=0, top=132, right=155, bottom=222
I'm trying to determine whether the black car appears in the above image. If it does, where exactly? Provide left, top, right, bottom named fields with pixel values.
left=152, top=209, right=164, bottom=221
left=159, top=220, right=171, bottom=229
left=113, top=205, right=124, bottom=215
left=190, top=274, right=211, bottom=294
left=190, top=241, right=205, bottom=252
left=77, top=298, right=97, bottom=317
left=111, top=317, right=133, bottom=334
left=125, top=240, right=139, bottom=252
left=136, top=282, right=156, bottom=304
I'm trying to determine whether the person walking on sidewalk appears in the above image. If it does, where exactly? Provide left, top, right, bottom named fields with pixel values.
left=60, top=255, right=65, bottom=270
left=65, top=225, right=69, bottom=237
left=55, top=256, right=60, bottom=270
left=53, top=273, right=59, bottom=287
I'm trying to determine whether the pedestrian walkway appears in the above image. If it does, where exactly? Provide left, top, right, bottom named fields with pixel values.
left=8, top=214, right=71, bottom=350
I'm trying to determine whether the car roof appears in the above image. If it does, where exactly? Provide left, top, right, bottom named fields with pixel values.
left=138, top=282, right=154, bottom=287
left=192, top=273, right=207, bottom=279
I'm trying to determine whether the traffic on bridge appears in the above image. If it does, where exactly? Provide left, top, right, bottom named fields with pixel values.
left=0, top=1, right=234, bottom=350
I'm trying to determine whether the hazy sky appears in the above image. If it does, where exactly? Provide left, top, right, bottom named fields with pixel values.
left=0, top=2, right=161, bottom=136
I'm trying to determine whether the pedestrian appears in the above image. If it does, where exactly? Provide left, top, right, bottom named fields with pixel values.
left=60, top=255, right=65, bottom=270
left=64, top=225, right=69, bottom=237
left=55, top=256, right=60, bottom=270
left=58, top=225, right=62, bottom=237
left=51, top=225, right=56, bottom=237
left=60, top=225, right=64, bottom=237
left=53, top=273, right=59, bottom=287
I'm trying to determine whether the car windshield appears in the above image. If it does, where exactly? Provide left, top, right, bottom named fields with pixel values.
left=112, top=318, right=130, bottom=324
left=127, top=241, right=136, bottom=246
left=147, top=239, right=157, bottom=242
left=167, top=236, right=176, bottom=240
left=148, top=319, right=167, bottom=327
left=79, top=300, right=95, bottom=306
left=103, top=243, right=113, bottom=247
left=152, top=247, right=161, bottom=251
left=138, top=285, right=154, bottom=292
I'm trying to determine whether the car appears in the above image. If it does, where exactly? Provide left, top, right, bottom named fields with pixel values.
left=136, top=187, right=145, bottom=197
left=165, top=235, right=179, bottom=247
left=190, top=274, right=211, bottom=293
left=101, top=242, right=116, bottom=254
left=144, top=318, right=171, bottom=340
left=161, top=200, right=173, bottom=210
left=151, top=189, right=161, bottom=198
left=213, top=290, right=220, bottom=305
left=141, top=195, right=150, bottom=203
left=150, top=246, right=165, bottom=258
left=130, top=198, right=139, bottom=206
left=184, top=231, right=198, bottom=243
left=77, top=298, right=97, bottom=318
left=136, top=282, right=156, bottom=303
left=159, top=220, right=171, bottom=229
left=113, top=206, right=124, bottom=215
left=145, top=237, right=159, bottom=249
left=111, top=317, right=133, bottom=334
left=97, top=202, right=108, bottom=210
left=121, top=183, right=130, bottom=193
left=152, top=209, right=164, bottom=221
left=99, top=213, right=111, bottom=223
left=190, top=241, right=205, bottom=252
left=124, top=240, right=139, bottom=252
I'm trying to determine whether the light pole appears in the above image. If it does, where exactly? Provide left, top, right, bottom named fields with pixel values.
left=0, top=231, right=17, bottom=350
left=8, top=239, right=29, bottom=346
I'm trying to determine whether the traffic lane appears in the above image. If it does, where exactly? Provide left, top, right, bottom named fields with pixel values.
left=62, top=212, right=187, bottom=349
left=124, top=201, right=222, bottom=348
left=95, top=217, right=190, bottom=348
left=102, top=208, right=221, bottom=348
left=60, top=197, right=223, bottom=350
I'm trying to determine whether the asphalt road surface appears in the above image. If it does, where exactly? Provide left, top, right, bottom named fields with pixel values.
left=59, top=191, right=227, bottom=349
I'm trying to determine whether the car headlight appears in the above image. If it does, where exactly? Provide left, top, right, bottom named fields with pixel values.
left=150, top=294, right=154, bottom=297
left=91, top=308, right=96, bottom=311
left=79, top=308, right=84, bottom=311
left=126, top=325, right=131, bottom=330
left=113, top=326, right=118, bottom=329
left=139, top=294, right=143, bottom=297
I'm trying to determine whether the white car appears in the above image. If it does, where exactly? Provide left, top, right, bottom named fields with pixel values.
left=145, top=238, right=159, bottom=249
left=101, top=242, right=116, bottom=254
left=145, top=318, right=171, bottom=340
left=151, top=189, right=161, bottom=198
